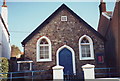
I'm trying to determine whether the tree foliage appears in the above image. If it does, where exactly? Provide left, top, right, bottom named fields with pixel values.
left=11, top=45, right=21, bottom=57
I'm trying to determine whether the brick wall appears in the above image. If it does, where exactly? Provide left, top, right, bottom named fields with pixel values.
left=105, top=2, right=119, bottom=73
left=23, top=9, right=106, bottom=74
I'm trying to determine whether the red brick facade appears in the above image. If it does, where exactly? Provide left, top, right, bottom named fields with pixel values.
left=98, top=1, right=120, bottom=75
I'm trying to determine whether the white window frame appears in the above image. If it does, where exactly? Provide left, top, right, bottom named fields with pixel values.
left=79, top=35, right=94, bottom=60
left=17, top=61, right=33, bottom=71
left=61, top=16, right=67, bottom=21
left=36, top=36, right=52, bottom=62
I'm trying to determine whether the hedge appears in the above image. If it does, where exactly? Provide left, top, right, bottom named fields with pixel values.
left=0, top=57, right=9, bottom=79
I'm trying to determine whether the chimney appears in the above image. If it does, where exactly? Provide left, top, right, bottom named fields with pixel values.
left=1, top=0, right=8, bottom=28
left=2, top=0, right=7, bottom=7
left=99, top=0, right=106, bottom=15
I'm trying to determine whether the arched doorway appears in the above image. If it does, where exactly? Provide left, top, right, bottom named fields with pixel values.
left=56, top=45, right=76, bottom=75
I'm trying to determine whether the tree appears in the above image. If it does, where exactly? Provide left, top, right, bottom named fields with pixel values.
left=11, top=45, right=21, bottom=57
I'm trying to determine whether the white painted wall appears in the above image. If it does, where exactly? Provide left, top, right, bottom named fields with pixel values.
left=0, top=4, right=11, bottom=59
left=1, top=7, right=8, bottom=28
left=0, top=20, right=2, bottom=57
left=2, top=28, right=10, bottom=59
left=0, top=16, right=10, bottom=59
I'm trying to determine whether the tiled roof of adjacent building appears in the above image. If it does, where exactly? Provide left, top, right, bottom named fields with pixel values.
left=104, top=11, right=113, bottom=17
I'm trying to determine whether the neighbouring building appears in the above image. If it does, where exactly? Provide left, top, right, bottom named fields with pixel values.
left=98, top=1, right=120, bottom=74
left=21, top=4, right=107, bottom=76
left=0, top=0, right=10, bottom=59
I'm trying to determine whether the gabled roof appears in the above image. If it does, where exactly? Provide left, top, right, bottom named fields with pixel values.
left=0, top=14, right=10, bottom=36
left=22, top=4, right=104, bottom=45
left=98, top=1, right=120, bottom=37
left=97, top=13, right=111, bottom=37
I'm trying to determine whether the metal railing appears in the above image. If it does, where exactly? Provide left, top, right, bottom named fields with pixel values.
left=0, top=70, right=53, bottom=81
left=64, top=72, right=84, bottom=80
left=95, top=67, right=119, bottom=78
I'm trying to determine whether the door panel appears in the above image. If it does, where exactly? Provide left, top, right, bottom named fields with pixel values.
left=59, top=48, right=73, bottom=75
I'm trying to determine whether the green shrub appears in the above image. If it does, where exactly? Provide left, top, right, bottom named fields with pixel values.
left=0, top=57, right=9, bottom=78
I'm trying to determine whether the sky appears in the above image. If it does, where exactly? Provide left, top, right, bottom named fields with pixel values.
left=0, top=1, right=115, bottom=52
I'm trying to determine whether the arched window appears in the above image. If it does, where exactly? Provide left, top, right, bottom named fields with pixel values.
left=36, top=36, right=52, bottom=62
left=79, top=35, right=94, bottom=60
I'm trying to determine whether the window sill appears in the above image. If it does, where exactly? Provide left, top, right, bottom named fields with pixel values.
left=36, top=59, right=52, bottom=62
left=17, top=61, right=33, bottom=63
left=80, top=58, right=94, bottom=60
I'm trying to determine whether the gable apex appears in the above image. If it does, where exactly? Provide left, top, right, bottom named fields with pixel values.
left=60, top=3, right=68, bottom=8
left=22, top=4, right=104, bottom=45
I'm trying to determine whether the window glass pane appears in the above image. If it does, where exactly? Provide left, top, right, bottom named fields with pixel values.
left=81, top=37, right=89, bottom=43
left=45, top=46, right=49, bottom=50
left=40, top=39, right=48, bottom=44
left=40, top=45, right=49, bottom=59
left=40, top=46, right=44, bottom=51
left=81, top=45, right=90, bottom=58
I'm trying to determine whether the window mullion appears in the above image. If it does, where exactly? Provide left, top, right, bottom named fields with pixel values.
left=85, top=46, right=87, bottom=57
left=43, top=46, right=45, bottom=59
